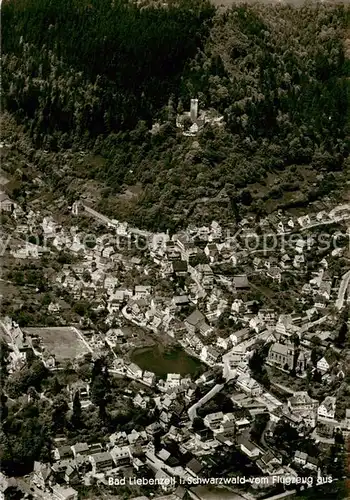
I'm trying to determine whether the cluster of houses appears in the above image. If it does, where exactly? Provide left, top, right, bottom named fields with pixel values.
left=17, top=370, right=350, bottom=498
left=2, top=189, right=350, bottom=498
left=24, top=386, right=349, bottom=498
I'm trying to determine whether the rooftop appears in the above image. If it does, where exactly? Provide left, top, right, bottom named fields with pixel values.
left=185, top=309, right=205, bottom=326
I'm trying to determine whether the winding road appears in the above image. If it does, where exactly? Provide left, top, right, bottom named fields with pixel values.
left=80, top=202, right=151, bottom=239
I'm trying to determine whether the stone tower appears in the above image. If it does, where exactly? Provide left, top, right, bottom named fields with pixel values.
left=190, top=98, right=198, bottom=122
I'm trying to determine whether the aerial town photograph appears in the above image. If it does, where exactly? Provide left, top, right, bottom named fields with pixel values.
left=1, top=0, right=350, bottom=499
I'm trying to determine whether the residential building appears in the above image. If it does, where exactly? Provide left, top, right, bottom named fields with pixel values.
left=71, top=442, right=89, bottom=458
left=201, top=346, right=220, bottom=365
left=127, top=429, right=148, bottom=447
left=233, top=275, right=250, bottom=290
left=239, top=438, right=261, bottom=458
left=204, top=412, right=224, bottom=430
left=199, top=321, right=212, bottom=337
left=287, top=392, right=319, bottom=414
left=155, top=469, right=174, bottom=492
left=89, top=452, right=114, bottom=474
left=64, top=464, right=80, bottom=486
left=294, top=450, right=307, bottom=466
left=223, top=352, right=246, bottom=380
left=184, top=309, right=206, bottom=334
left=186, top=458, right=204, bottom=477
left=249, top=317, right=265, bottom=333
left=172, top=295, right=190, bottom=307
left=165, top=373, right=181, bottom=389
left=165, top=241, right=181, bottom=260
left=267, top=267, right=282, bottom=283
left=68, top=382, right=91, bottom=408
left=204, top=243, right=219, bottom=263
left=0, top=192, right=14, bottom=212
left=32, top=461, right=52, bottom=490
left=305, top=456, right=318, bottom=471
left=109, top=432, right=128, bottom=447
left=197, top=370, right=215, bottom=385
left=143, top=371, right=156, bottom=386
left=194, top=264, right=214, bottom=289
left=236, top=374, right=263, bottom=397
left=53, top=446, right=74, bottom=462
left=230, top=328, right=251, bottom=346
left=317, top=351, right=338, bottom=374
left=216, top=336, right=231, bottom=351
left=134, top=285, right=152, bottom=300
left=52, top=485, right=78, bottom=500
left=318, top=396, right=336, bottom=421
left=171, top=260, right=188, bottom=276
left=110, top=446, right=131, bottom=466
left=231, top=299, right=245, bottom=314
left=127, top=363, right=143, bottom=379
left=133, top=394, right=149, bottom=409
left=256, top=452, right=282, bottom=475
left=258, top=308, right=276, bottom=326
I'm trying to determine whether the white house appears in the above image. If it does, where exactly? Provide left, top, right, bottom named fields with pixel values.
left=216, top=337, right=231, bottom=351
left=133, top=394, right=150, bottom=409
left=110, top=446, right=131, bottom=466
left=294, top=450, right=307, bottom=466
left=223, top=352, right=246, bottom=381
left=134, top=285, right=152, bottom=300
left=201, top=346, right=220, bottom=365
left=316, top=351, right=337, bottom=374
left=239, top=438, right=261, bottom=459
left=52, top=485, right=78, bottom=500
left=89, top=452, right=114, bottom=474
left=288, top=392, right=319, bottom=414
left=231, top=299, right=244, bottom=314
left=165, top=373, right=181, bottom=389
left=71, top=442, right=89, bottom=458
left=318, top=396, right=336, bottom=421
left=204, top=412, right=224, bottom=430
left=249, top=317, right=265, bottom=333
left=229, top=328, right=250, bottom=346
left=236, top=374, right=263, bottom=397
left=297, top=215, right=311, bottom=228
left=143, top=371, right=156, bottom=386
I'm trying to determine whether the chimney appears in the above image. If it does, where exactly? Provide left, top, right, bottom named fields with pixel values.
left=190, top=98, right=198, bottom=122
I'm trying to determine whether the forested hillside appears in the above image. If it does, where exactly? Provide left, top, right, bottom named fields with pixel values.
left=2, top=0, right=350, bottom=230
left=2, top=0, right=214, bottom=139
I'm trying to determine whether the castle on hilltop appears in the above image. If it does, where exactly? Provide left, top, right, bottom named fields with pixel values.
left=176, top=98, right=224, bottom=136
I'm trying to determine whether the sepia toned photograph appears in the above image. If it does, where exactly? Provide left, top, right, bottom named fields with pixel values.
left=0, top=0, right=350, bottom=499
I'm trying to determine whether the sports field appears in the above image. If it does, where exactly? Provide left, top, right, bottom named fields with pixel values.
left=23, top=326, right=90, bottom=361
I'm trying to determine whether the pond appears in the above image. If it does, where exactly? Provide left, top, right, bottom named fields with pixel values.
left=130, top=344, right=205, bottom=378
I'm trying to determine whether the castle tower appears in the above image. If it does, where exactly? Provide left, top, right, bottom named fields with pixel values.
left=190, top=98, right=198, bottom=122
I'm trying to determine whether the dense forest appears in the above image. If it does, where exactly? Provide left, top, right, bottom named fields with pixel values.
left=2, top=0, right=350, bottom=230
left=2, top=0, right=214, bottom=138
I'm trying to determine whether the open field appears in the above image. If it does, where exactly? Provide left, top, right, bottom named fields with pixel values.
left=23, top=326, right=90, bottom=362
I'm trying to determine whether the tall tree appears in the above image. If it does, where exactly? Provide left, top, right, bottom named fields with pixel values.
left=0, top=339, right=10, bottom=385
left=335, top=321, right=348, bottom=347
left=51, top=396, right=68, bottom=432
left=72, top=391, right=81, bottom=427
